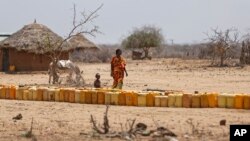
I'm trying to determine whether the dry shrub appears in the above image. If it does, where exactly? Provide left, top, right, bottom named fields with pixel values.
left=70, top=43, right=237, bottom=62
left=70, top=48, right=113, bottom=63
left=70, top=44, right=131, bottom=63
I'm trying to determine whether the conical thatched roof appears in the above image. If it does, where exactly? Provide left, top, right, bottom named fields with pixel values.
left=69, top=34, right=99, bottom=50
left=0, top=22, right=71, bottom=54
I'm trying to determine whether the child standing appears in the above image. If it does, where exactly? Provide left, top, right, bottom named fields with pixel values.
left=94, top=73, right=101, bottom=88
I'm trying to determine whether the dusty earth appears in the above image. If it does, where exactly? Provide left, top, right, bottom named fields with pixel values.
left=1, top=58, right=250, bottom=141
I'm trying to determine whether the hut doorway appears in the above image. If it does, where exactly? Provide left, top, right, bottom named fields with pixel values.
left=2, top=48, right=9, bottom=72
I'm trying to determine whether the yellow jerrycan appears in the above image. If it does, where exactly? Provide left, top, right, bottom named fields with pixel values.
left=234, top=94, right=244, bottom=109
left=207, top=93, right=218, bottom=108
left=226, top=94, right=235, bottom=108
left=168, top=94, right=176, bottom=107
left=138, top=92, right=147, bottom=107
left=192, top=94, right=201, bottom=108
left=218, top=93, right=227, bottom=108
left=174, top=94, right=183, bottom=107
left=243, top=95, right=250, bottom=109
left=97, top=90, right=105, bottom=105
left=183, top=93, right=192, bottom=108
left=105, top=92, right=112, bottom=105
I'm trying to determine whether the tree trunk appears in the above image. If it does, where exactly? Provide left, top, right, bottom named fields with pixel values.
left=142, top=47, right=151, bottom=60
left=52, top=58, right=59, bottom=84
left=220, top=53, right=225, bottom=67
left=240, top=47, right=245, bottom=65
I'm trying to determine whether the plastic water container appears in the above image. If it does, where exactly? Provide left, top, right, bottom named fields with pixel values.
left=192, top=94, right=201, bottom=108
left=16, top=87, right=22, bottom=100
left=23, top=90, right=29, bottom=100
left=132, top=92, right=138, bottom=106
left=118, top=92, right=126, bottom=106
left=155, top=96, right=161, bottom=107
left=59, top=89, right=65, bottom=102
left=0, top=86, right=6, bottom=99
left=234, top=94, right=244, bottom=109
left=125, top=91, right=138, bottom=106
left=29, top=87, right=37, bottom=101
left=207, top=93, right=218, bottom=108
left=146, top=93, right=160, bottom=107
left=47, top=88, right=55, bottom=101
left=218, top=94, right=227, bottom=108
left=85, top=90, right=92, bottom=104
left=226, top=94, right=235, bottom=108
left=5, top=86, right=10, bottom=99
left=111, top=92, right=119, bottom=105
left=168, top=94, right=176, bottom=107
left=43, top=88, right=49, bottom=101
left=79, top=90, right=87, bottom=104
left=91, top=90, right=98, bottom=104
left=9, top=86, right=16, bottom=99
left=138, top=93, right=147, bottom=107
left=201, top=94, right=209, bottom=108
left=75, top=90, right=81, bottom=103
left=175, top=94, right=183, bottom=107
left=68, top=89, right=75, bottom=103
left=105, top=92, right=112, bottom=105
left=27, top=87, right=34, bottom=100
left=97, top=91, right=105, bottom=104
left=183, top=93, right=192, bottom=108
left=16, top=86, right=27, bottom=100
left=37, top=88, right=44, bottom=101
left=54, top=88, right=60, bottom=102
left=243, top=95, right=250, bottom=109
left=160, top=96, right=168, bottom=107
left=63, top=89, right=70, bottom=102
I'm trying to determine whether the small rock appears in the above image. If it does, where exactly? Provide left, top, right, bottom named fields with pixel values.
left=220, top=119, right=226, bottom=126
left=141, top=130, right=151, bottom=136
left=152, top=131, right=162, bottom=138
left=136, top=123, right=147, bottom=131
left=12, top=113, right=22, bottom=120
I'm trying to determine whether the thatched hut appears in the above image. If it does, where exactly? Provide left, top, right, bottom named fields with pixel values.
left=0, top=22, right=71, bottom=72
left=69, top=34, right=98, bottom=50
left=69, top=34, right=99, bottom=61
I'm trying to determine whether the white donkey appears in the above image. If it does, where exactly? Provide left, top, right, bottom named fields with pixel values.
left=48, top=60, right=84, bottom=85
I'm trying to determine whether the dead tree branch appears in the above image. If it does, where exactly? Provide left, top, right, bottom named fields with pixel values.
left=90, top=105, right=110, bottom=134
left=90, top=115, right=105, bottom=134
left=38, top=3, right=103, bottom=84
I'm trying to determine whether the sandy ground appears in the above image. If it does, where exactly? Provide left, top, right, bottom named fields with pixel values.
left=1, top=58, right=250, bottom=141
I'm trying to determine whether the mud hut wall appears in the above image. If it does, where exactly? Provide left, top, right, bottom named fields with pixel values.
left=8, top=49, right=49, bottom=71
left=8, top=49, right=69, bottom=71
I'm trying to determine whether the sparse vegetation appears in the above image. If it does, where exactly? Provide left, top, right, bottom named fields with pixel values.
left=121, top=25, right=164, bottom=60
left=205, top=28, right=240, bottom=67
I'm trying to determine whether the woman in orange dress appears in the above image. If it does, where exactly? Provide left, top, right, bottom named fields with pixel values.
left=111, top=49, right=128, bottom=89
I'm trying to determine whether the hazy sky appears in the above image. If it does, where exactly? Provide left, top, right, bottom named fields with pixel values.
left=1, top=0, right=250, bottom=44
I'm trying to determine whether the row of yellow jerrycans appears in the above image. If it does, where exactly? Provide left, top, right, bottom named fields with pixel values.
left=0, top=85, right=162, bottom=106
left=154, top=93, right=250, bottom=109
left=1, top=85, right=250, bottom=109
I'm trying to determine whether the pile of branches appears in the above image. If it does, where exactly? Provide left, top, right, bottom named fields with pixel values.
left=88, top=105, right=178, bottom=141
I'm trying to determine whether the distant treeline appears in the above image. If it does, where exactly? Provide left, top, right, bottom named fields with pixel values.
left=70, top=43, right=241, bottom=63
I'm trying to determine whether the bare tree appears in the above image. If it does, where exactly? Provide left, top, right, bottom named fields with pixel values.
left=240, top=32, right=250, bottom=65
left=39, top=4, right=102, bottom=84
left=205, top=28, right=239, bottom=66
